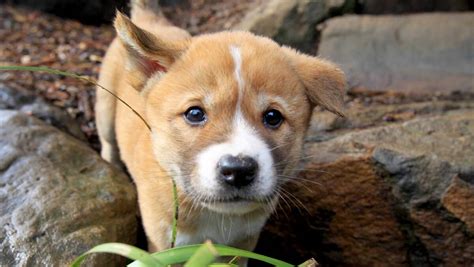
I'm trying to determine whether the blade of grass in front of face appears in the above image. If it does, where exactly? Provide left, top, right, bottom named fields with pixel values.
left=184, top=241, right=219, bottom=267
left=70, top=243, right=164, bottom=267
left=129, top=244, right=294, bottom=267
left=170, top=177, right=179, bottom=248
left=127, top=245, right=200, bottom=267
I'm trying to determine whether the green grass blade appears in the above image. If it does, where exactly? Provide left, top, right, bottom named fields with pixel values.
left=184, top=241, right=219, bottom=267
left=128, top=244, right=294, bottom=267
left=128, top=245, right=198, bottom=267
left=212, top=245, right=293, bottom=267
left=70, top=243, right=164, bottom=267
left=170, top=178, right=179, bottom=248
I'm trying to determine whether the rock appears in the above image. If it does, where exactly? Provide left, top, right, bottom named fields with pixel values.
left=234, top=0, right=356, bottom=51
left=7, top=0, right=128, bottom=25
left=359, top=0, right=472, bottom=14
left=442, top=174, right=474, bottom=232
left=318, top=13, right=474, bottom=93
left=0, top=84, right=86, bottom=141
left=0, top=110, right=137, bottom=266
left=257, top=109, right=474, bottom=266
left=308, top=99, right=474, bottom=141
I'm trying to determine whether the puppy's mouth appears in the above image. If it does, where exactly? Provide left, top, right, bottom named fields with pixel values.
left=198, top=194, right=277, bottom=215
left=201, top=195, right=268, bottom=203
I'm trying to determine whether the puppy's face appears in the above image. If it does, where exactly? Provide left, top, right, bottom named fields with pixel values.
left=115, top=14, right=345, bottom=215
left=147, top=37, right=313, bottom=215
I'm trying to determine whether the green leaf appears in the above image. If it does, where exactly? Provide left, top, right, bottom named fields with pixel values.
left=184, top=241, right=219, bottom=267
left=128, top=243, right=294, bottom=267
left=70, top=243, right=164, bottom=267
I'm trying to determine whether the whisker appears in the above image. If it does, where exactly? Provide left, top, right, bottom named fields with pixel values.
left=277, top=186, right=311, bottom=215
left=277, top=178, right=318, bottom=193
left=277, top=175, right=323, bottom=187
left=284, top=168, right=335, bottom=175
left=272, top=154, right=331, bottom=167
left=268, top=142, right=289, bottom=152
left=274, top=191, right=291, bottom=220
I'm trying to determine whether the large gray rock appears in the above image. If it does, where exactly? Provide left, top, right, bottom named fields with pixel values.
left=257, top=108, right=474, bottom=266
left=318, top=13, right=474, bottom=93
left=234, top=0, right=356, bottom=51
left=308, top=99, right=474, bottom=141
left=0, top=110, right=137, bottom=266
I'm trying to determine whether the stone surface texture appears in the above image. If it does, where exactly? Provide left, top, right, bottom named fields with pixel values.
left=257, top=107, right=474, bottom=266
left=234, top=0, right=355, bottom=51
left=0, top=110, right=137, bottom=266
left=318, top=13, right=474, bottom=93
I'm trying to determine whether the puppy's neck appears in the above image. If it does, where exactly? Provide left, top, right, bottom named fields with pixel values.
left=176, top=202, right=270, bottom=248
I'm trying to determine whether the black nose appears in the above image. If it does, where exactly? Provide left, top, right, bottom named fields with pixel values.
left=217, top=155, right=258, bottom=188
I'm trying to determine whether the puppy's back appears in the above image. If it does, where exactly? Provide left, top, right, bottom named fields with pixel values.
left=130, top=0, right=190, bottom=41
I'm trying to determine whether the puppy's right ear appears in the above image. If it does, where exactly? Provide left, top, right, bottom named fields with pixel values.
left=282, top=47, right=346, bottom=117
left=114, top=12, right=189, bottom=90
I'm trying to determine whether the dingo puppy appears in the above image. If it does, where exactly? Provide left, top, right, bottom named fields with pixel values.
left=96, top=0, right=345, bottom=258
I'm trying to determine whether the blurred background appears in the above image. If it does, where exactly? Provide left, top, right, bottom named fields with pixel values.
left=0, top=1, right=473, bottom=266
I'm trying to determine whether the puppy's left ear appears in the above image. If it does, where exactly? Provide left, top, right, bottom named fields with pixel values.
left=114, top=12, right=189, bottom=90
left=283, top=47, right=346, bottom=117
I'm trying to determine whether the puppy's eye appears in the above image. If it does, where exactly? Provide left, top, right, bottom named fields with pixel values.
left=184, top=106, right=207, bottom=125
left=263, top=109, right=284, bottom=129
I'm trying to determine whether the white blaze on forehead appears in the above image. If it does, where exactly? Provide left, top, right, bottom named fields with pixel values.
left=229, top=45, right=244, bottom=105
left=195, top=46, right=276, bottom=207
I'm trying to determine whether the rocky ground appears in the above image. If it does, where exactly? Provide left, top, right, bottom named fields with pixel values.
left=1, top=0, right=473, bottom=266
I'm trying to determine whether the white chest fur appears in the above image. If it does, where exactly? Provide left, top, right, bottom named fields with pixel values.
left=175, top=209, right=268, bottom=247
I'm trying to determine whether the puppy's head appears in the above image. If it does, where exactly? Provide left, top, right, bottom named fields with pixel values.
left=115, top=13, right=345, bottom=215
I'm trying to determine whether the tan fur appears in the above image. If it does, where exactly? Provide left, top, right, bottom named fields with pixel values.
left=96, top=3, right=345, bottom=255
